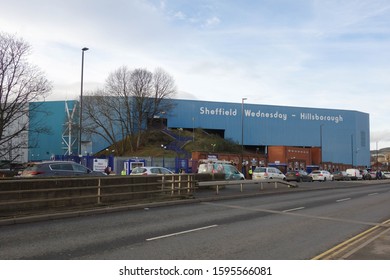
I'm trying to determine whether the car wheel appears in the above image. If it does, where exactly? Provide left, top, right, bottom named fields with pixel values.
left=323, top=177, right=327, bottom=182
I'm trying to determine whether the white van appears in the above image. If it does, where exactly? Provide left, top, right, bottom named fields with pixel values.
left=345, top=168, right=362, bottom=180
left=197, top=161, right=245, bottom=180
left=252, top=167, right=285, bottom=180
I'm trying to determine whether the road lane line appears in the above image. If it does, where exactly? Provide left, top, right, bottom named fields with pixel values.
left=368, top=193, right=379, bottom=196
left=201, top=202, right=380, bottom=227
left=283, top=207, right=305, bottom=213
left=146, top=225, right=218, bottom=241
left=336, top=198, right=351, bottom=203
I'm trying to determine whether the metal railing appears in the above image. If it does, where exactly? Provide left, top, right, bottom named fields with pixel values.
left=197, top=179, right=298, bottom=194
left=0, top=174, right=196, bottom=219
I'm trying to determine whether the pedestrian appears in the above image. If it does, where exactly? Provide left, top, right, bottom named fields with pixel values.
left=121, top=168, right=126, bottom=175
left=104, top=166, right=111, bottom=175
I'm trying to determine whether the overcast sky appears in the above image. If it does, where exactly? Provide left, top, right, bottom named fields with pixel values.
left=2, top=0, right=390, bottom=150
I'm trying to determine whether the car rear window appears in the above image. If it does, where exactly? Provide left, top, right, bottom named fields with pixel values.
left=50, top=163, right=73, bottom=171
left=73, top=164, right=88, bottom=172
left=254, top=167, right=266, bottom=172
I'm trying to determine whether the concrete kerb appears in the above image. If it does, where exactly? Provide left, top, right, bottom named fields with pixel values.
left=0, top=179, right=388, bottom=226
left=312, top=219, right=390, bottom=260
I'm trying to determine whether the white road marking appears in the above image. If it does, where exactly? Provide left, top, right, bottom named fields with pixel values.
left=368, top=193, right=379, bottom=196
left=202, top=202, right=380, bottom=226
left=336, top=198, right=351, bottom=203
left=146, top=225, right=218, bottom=241
left=283, top=207, right=305, bottom=212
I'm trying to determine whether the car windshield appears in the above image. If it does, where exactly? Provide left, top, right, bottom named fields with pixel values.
left=23, top=164, right=39, bottom=171
left=160, top=168, right=173, bottom=174
left=132, top=167, right=146, bottom=174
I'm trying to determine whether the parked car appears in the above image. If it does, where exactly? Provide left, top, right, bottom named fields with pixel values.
left=360, top=169, right=372, bottom=180
left=285, top=170, right=312, bottom=182
left=130, top=166, right=174, bottom=175
left=197, top=161, right=244, bottom=180
left=345, top=168, right=363, bottom=180
left=19, top=161, right=106, bottom=177
left=223, top=164, right=245, bottom=180
left=331, top=171, right=351, bottom=181
left=252, top=167, right=286, bottom=180
left=309, top=170, right=332, bottom=182
left=369, top=171, right=377, bottom=180
left=382, top=171, right=390, bottom=179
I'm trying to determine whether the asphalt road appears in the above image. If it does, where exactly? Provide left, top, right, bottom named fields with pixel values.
left=1, top=181, right=389, bottom=260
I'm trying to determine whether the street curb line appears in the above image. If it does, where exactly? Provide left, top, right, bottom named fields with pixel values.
left=312, top=219, right=390, bottom=260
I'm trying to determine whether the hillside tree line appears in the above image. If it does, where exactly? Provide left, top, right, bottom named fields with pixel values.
left=83, top=66, right=177, bottom=155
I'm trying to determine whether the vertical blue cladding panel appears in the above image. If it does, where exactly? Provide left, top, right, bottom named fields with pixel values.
left=29, top=101, right=76, bottom=161
left=167, top=99, right=370, bottom=166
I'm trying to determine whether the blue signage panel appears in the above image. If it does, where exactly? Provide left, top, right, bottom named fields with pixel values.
left=167, top=99, right=370, bottom=166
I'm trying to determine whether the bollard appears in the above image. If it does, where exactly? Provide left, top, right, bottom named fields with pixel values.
left=97, top=178, right=101, bottom=204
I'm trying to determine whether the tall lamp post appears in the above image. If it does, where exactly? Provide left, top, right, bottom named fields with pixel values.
left=351, top=134, right=354, bottom=167
left=78, top=47, right=89, bottom=156
left=241, top=98, right=247, bottom=175
left=320, top=124, right=324, bottom=166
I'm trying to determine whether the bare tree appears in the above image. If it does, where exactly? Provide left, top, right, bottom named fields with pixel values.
left=83, top=66, right=176, bottom=155
left=0, top=33, right=52, bottom=161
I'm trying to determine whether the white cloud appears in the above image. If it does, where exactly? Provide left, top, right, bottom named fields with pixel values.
left=203, top=16, right=221, bottom=27
left=2, top=0, right=390, bottom=149
left=173, top=11, right=186, bottom=20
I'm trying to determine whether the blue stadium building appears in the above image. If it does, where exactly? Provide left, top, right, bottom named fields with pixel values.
left=27, top=99, right=370, bottom=168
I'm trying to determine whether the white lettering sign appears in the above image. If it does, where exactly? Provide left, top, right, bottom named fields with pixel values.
left=199, top=107, right=237, bottom=116
left=198, top=106, right=344, bottom=124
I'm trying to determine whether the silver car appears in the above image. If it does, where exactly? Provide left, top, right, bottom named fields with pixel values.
left=252, top=167, right=286, bottom=180
left=20, top=161, right=105, bottom=177
left=130, top=166, right=174, bottom=175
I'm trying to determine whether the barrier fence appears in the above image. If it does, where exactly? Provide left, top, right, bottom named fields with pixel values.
left=0, top=174, right=196, bottom=219
left=0, top=174, right=298, bottom=221
left=198, top=179, right=298, bottom=194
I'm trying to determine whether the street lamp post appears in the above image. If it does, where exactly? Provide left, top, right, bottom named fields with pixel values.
left=376, top=141, right=379, bottom=169
left=241, top=98, right=247, bottom=175
left=351, top=134, right=354, bottom=167
left=79, top=47, right=89, bottom=156
left=161, top=144, right=166, bottom=167
left=320, top=124, right=324, bottom=165
left=241, top=98, right=247, bottom=149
